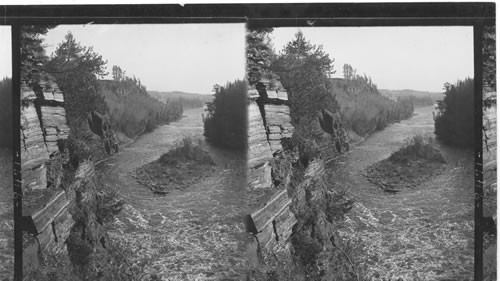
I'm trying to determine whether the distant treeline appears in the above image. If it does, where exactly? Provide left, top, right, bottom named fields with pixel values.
left=203, top=80, right=247, bottom=150
left=149, top=91, right=213, bottom=109
left=330, top=77, right=414, bottom=137
left=0, top=77, right=12, bottom=148
left=434, top=78, right=474, bottom=148
left=397, top=95, right=434, bottom=107
left=379, top=89, right=439, bottom=108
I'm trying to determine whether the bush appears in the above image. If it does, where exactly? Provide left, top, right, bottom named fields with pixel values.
left=434, top=78, right=474, bottom=148
left=365, top=135, right=446, bottom=192
left=389, top=135, right=445, bottom=163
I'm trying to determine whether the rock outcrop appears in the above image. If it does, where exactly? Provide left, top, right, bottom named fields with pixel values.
left=21, top=75, right=105, bottom=275
left=247, top=78, right=296, bottom=252
left=247, top=75, right=353, bottom=280
left=483, top=91, right=497, bottom=220
left=87, top=110, right=119, bottom=155
left=316, top=108, right=350, bottom=163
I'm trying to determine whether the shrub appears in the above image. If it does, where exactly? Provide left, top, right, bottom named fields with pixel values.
left=389, top=135, right=445, bottom=163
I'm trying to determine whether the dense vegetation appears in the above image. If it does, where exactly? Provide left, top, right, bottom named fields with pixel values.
left=98, top=78, right=183, bottom=138
left=365, top=135, right=446, bottom=193
left=272, top=31, right=339, bottom=122
left=45, top=32, right=108, bottom=129
left=202, top=80, right=247, bottom=150
left=0, top=77, right=12, bottom=147
left=434, top=78, right=474, bottom=148
left=134, top=137, right=215, bottom=194
left=246, top=27, right=275, bottom=86
left=270, top=31, right=345, bottom=164
left=330, top=77, right=414, bottom=137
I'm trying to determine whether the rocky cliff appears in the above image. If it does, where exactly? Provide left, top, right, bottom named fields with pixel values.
left=247, top=76, right=354, bottom=280
left=247, top=78, right=296, bottom=252
left=21, top=74, right=107, bottom=279
left=483, top=91, right=497, bottom=219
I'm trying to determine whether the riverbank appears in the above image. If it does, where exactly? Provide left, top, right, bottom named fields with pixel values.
left=96, top=107, right=249, bottom=280
left=326, top=106, right=474, bottom=280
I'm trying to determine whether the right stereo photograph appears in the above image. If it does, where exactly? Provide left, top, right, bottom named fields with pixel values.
left=245, top=25, right=494, bottom=281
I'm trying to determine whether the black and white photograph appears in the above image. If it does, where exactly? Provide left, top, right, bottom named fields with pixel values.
left=0, top=2, right=496, bottom=281
left=0, top=26, right=13, bottom=281
left=20, top=23, right=248, bottom=280
left=245, top=25, right=490, bottom=281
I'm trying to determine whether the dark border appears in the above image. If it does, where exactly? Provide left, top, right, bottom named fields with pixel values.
left=11, top=24, right=21, bottom=281
left=0, top=3, right=495, bottom=25
left=474, top=22, right=485, bottom=281
left=4, top=3, right=495, bottom=281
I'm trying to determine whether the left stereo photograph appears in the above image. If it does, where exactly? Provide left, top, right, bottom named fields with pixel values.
left=0, top=26, right=13, bottom=281
left=19, top=24, right=248, bottom=280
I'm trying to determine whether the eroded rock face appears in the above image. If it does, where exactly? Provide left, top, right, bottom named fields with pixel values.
left=87, top=111, right=119, bottom=155
left=247, top=78, right=297, bottom=253
left=247, top=74, right=352, bottom=279
left=317, top=109, right=350, bottom=162
left=21, top=75, right=105, bottom=274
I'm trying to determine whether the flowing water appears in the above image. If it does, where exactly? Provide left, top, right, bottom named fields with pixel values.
left=97, top=108, right=248, bottom=280
left=328, top=106, right=474, bottom=280
left=0, top=149, right=13, bottom=281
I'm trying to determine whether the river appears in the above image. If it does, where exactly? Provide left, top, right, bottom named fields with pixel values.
left=98, top=106, right=474, bottom=280
left=97, top=107, right=248, bottom=280
left=0, top=149, right=13, bottom=281
left=328, top=106, right=474, bottom=280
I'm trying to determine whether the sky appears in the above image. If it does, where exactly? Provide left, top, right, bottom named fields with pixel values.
left=0, top=27, right=11, bottom=79
left=43, top=23, right=246, bottom=94
left=270, top=26, right=473, bottom=92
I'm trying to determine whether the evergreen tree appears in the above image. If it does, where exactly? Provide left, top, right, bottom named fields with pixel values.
left=45, top=32, right=108, bottom=128
left=20, top=25, right=55, bottom=85
left=203, top=80, right=246, bottom=150
left=434, top=78, right=474, bottom=147
left=246, top=27, right=275, bottom=86
left=272, top=31, right=337, bottom=122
